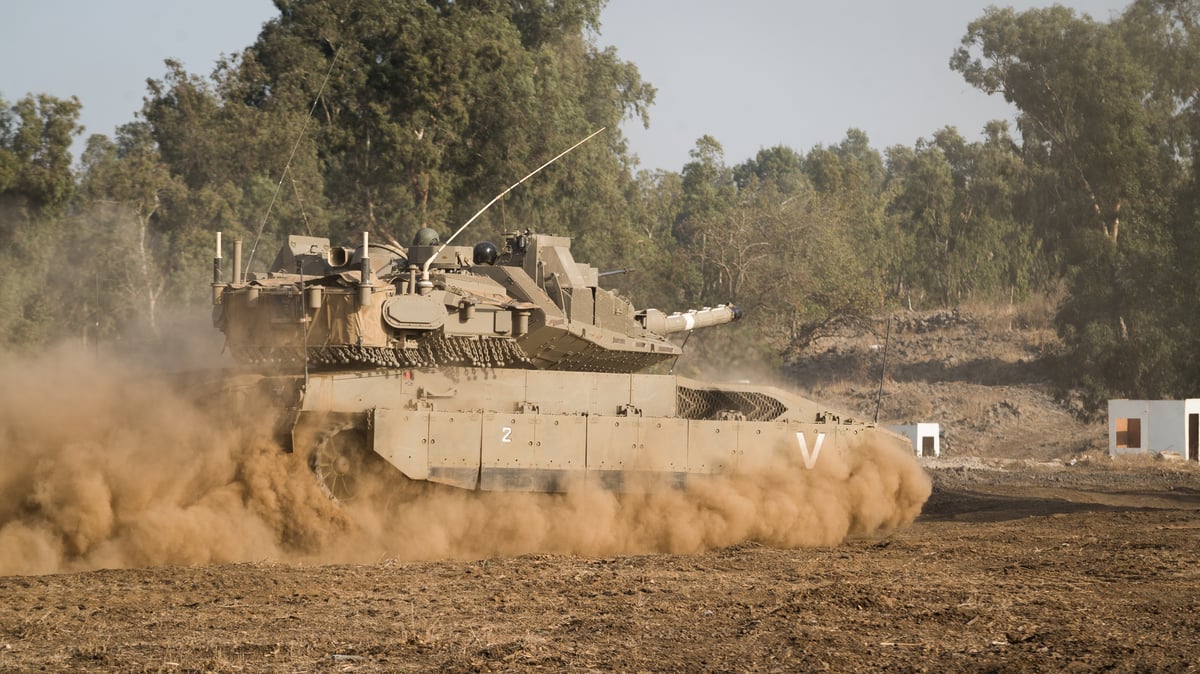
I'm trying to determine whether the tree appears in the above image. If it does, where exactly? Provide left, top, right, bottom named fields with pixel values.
left=733, top=145, right=806, bottom=193
left=953, top=3, right=1197, bottom=404
left=885, top=124, right=1038, bottom=305
left=207, top=0, right=654, bottom=266
left=952, top=5, right=1181, bottom=250
left=0, top=94, right=83, bottom=346
left=74, top=124, right=190, bottom=337
left=800, top=130, right=896, bottom=308
left=0, top=94, right=81, bottom=215
left=672, top=136, right=737, bottom=302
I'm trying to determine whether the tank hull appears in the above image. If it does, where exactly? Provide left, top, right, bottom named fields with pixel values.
left=209, top=231, right=910, bottom=498
left=286, top=367, right=894, bottom=494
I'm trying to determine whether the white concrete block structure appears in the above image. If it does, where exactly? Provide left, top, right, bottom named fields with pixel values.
left=889, top=423, right=940, bottom=458
left=1108, top=399, right=1200, bottom=461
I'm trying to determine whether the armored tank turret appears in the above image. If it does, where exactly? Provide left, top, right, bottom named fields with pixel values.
left=216, top=229, right=739, bottom=373
left=212, top=228, right=901, bottom=498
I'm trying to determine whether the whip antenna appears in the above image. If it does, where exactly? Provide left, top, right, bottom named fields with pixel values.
left=422, top=127, right=606, bottom=280
left=244, top=46, right=341, bottom=276
left=874, top=316, right=892, bottom=424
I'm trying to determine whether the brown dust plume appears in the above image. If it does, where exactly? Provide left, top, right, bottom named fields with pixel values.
left=0, top=345, right=930, bottom=576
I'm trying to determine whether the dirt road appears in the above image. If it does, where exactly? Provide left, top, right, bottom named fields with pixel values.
left=2, top=461, right=1197, bottom=672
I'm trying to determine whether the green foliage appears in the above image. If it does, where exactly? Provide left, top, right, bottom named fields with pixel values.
left=953, top=0, right=1200, bottom=405
left=73, top=126, right=197, bottom=335
left=220, top=0, right=653, bottom=261
left=885, top=124, right=1041, bottom=305
left=799, top=130, right=896, bottom=305
left=0, top=94, right=83, bottom=346
left=0, top=94, right=81, bottom=214
left=661, top=134, right=888, bottom=362
left=952, top=4, right=1184, bottom=250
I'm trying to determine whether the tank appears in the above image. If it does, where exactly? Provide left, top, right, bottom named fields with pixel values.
left=210, top=228, right=905, bottom=499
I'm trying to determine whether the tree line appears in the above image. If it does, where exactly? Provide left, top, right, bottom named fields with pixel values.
left=1, top=0, right=1198, bottom=410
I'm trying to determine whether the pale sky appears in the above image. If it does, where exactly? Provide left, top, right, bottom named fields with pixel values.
left=0, top=0, right=1129, bottom=172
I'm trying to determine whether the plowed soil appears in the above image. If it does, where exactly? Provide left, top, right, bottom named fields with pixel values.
left=1, top=462, right=1198, bottom=672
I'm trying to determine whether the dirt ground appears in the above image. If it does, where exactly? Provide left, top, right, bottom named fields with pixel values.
left=4, top=309, right=1199, bottom=672
left=1, top=461, right=1197, bottom=672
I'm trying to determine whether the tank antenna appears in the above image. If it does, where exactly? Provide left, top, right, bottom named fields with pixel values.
left=873, top=316, right=892, bottom=424
left=244, top=44, right=341, bottom=276
left=421, top=127, right=606, bottom=282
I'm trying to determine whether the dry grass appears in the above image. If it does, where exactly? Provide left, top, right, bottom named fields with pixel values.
left=957, top=288, right=1063, bottom=333
left=7, top=609, right=68, bottom=641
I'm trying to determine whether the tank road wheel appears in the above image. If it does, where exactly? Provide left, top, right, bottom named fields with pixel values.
left=300, top=417, right=425, bottom=507
left=309, top=428, right=377, bottom=501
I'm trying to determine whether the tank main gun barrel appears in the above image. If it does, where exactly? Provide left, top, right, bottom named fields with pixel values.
left=638, top=304, right=742, bottom=335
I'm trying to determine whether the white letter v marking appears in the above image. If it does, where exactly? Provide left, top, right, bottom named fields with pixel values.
left=796, top=432, right=826, bottom=470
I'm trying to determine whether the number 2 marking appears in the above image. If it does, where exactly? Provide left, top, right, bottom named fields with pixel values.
left=501, top=427, right=512, bottom=443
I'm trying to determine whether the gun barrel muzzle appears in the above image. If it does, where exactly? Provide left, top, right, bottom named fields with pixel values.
left=641, top=304, right=741, bottom=335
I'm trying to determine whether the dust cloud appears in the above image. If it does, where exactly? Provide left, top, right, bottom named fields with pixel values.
left=0, top=345, right=931, bottom=576
left=343, top=432, right=930, bottom=561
